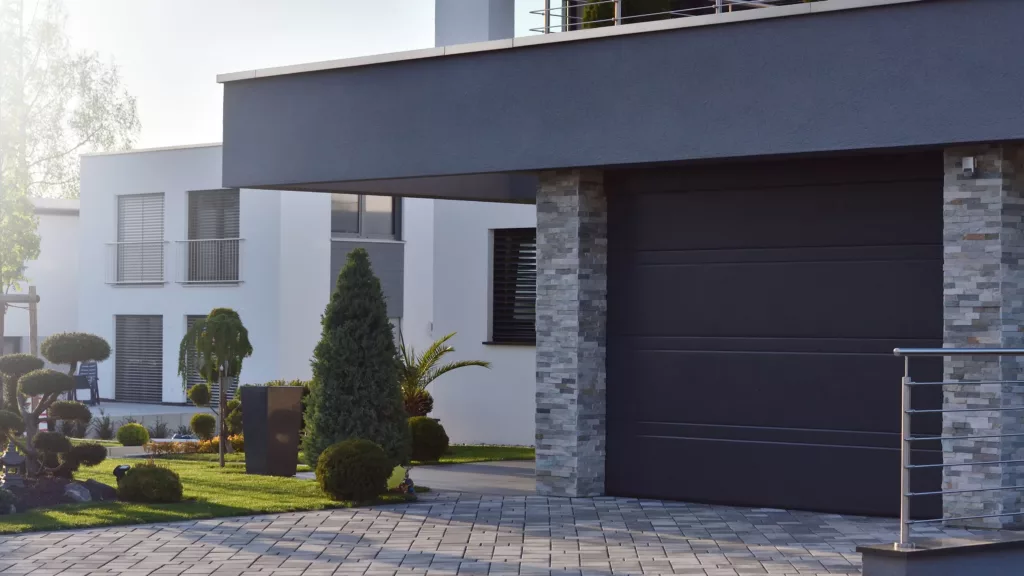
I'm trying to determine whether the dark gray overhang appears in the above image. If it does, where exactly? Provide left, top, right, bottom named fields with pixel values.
left=221, top=0, right=1024, bottom=202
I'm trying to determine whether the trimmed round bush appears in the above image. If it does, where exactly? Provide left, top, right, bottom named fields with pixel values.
left=190, top=413, right=216, bottom=440
left=0, top=353, right=44, bottom=377
left=117, top=423, right=150, bottom=446
left=0, top=410, right=24, bottom=436
left=49, top=400, right=92, bottom=422
left=408, top=417, right=449, bottom=462
left=69, top=443, right=108, bottom=467
left=188, top=383, right=211, bottom=407
left=117, top=463, right=183, bottom=503
left=19, top=369, right=74, bottom=396
left=316, top=439, right=392, bottom=502
left=41, top=332, right=111, bottom=366
left=32, top=430, right=72, bottom=453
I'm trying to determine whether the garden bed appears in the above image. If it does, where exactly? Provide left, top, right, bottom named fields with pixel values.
left=0, top=458, right=418, bottom=534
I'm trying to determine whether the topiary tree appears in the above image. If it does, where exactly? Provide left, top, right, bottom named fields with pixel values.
left=316, top=439, right=393, bottom=502
left=177, top=308, right=252, bottom=467
left=190, top=413, right=216, bottom=440
left=303, top=248, right=410, bottom=466
left=0, top=354, right=44, bottom=415
left=41, top=332, right=111, bottom=377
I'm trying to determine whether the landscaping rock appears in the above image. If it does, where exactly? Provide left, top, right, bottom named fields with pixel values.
left=83, top=479, right=117, bottom=502
left=63, top=483, right=92, bottom=503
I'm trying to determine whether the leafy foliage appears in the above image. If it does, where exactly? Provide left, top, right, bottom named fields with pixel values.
left=0, top=487, right=15, bottom=514
left=408, top=417, right=450, bottom=462
left=190, top=413, right=216, bottom=440
left=0, top=184, right=39, bottom=297
left=147, top=418, right=169, bottom=439
left=187, top=383, right=211, bottom=407
left=32, top=430, right=71, bottom=453
left=117, top=462, right=183, bottom=503
left=68, top=443, right=107, bottom=467
left=90, top=410, right=114, bottom=440
left=315, top=439, right=392, bottom=502
left=48, top=400, right=91, bottom=422
left=398, top=332, right=489, bottom=417
left=229, top=434, right=244, bottom=453
left=116, top=423, right=149, bottom=447
left=40, top=332, right=111, bottom=375
left=0, top=353, right=43, bottom=378
left=0, top=0, right=140, bottom=201
left=304, top=249, right=410, bottom=466
left=225, top=398, right=242, bottom=435
left=0, top=409, right=23, bottom=441
left=18, top=369, right=72, bottom=396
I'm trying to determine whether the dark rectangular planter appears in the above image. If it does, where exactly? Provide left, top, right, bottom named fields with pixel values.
left=241, top=386, right=304, bottom=476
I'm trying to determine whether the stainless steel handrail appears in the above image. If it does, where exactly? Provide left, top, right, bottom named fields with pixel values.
left=893, top=348, right=1024, bottom=550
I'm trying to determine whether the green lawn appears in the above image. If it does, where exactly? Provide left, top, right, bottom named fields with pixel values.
left=413, top=444, right=534, bottom=465
left=0, top=458, right=412, bottom=535
left=149, top=444, right=534, bottom=467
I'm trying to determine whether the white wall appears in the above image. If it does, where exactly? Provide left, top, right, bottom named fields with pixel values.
left=78, top=145, right=326, bottom=402
left=431, top=199, right=536, bottom=446
left=3, top=199, right=80, bottom=352
left=401, top=197, right=435, bottom=353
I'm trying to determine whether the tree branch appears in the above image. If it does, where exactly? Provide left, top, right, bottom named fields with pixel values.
left=26, top=128, right=101, bottom=168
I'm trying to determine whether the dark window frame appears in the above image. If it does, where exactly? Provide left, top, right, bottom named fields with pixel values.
left=330, top=193, right=399, bottom=239
left=489, top=227, right=537, bottom=345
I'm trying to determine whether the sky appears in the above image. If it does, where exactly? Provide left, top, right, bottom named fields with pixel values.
left=63, top=0, right=547, bottom=149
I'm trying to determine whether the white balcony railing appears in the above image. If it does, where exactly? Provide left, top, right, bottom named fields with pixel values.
left=530, top=0, right=827, bottom=33
left=105, top=241, right=168, bottom=285
left=176, top=238, right=243, bottom=284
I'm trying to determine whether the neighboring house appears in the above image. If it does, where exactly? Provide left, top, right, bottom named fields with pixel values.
left=76, top=144, right=536, bottom=445
left=2, top=198, right=80, bottom=357
left=216, top=0, right=1024, bottom=523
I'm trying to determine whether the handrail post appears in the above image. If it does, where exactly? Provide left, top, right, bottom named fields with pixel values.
left=614, top=0, right=622, bottom=25
left=544, top=0, right=551, bottom=33
left=899, top=355, right=913, bottom=549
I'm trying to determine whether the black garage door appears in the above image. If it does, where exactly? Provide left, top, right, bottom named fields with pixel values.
left=606, top=152, right=942, bottom=517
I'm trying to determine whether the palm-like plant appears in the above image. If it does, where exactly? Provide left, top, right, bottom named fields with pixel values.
left=177, top=308, right=252, bottom=467
left=398, top=333, right=490, bottom=417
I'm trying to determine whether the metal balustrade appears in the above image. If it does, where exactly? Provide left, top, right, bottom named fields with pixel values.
left=530, top=0, right=827, bottom=33
left=893, top=348, right=1024, bottom=550
left=105, top=241, right=168, bottom=284
left=176, top=238, right=243, bottom=284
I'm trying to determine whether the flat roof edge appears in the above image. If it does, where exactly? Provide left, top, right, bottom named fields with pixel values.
left=217, top=0, right=926, bottom=83
left=80, top=142, right=222, bottom=158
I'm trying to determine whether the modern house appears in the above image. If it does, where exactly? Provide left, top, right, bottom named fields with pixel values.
left=215, top=0, right=1024, bottom=522
left=75, top=143, right=536, bottom=444
left=2, top=198, right=80, bottom=358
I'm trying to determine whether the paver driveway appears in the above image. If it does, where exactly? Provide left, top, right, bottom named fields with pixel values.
left=0, top=491, right=978, bottom=576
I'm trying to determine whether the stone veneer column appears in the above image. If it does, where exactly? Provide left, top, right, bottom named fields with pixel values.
left=943, top=144, right=1024, bottom=528
left=535, top=169, right=607, bottom=497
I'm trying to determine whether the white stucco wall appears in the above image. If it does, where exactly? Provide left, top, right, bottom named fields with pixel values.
left=401, top=197, right=435, bottom=353
left=430, top=199, right=537, bottom=446
left=78, top=145, right=324, bottom=402
left=3, top=199, right=80, bottom=352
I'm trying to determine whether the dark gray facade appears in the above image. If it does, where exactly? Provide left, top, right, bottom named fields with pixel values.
left=330, top=240, right=404, bottom=319
left=223, top=0, right=1024, bottom=196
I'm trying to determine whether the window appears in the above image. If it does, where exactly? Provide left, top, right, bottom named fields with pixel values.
left=331, top=193, right=396, bottom=238
left=114, top=315, right=163, bottom=403
left=116, top=193, right=165, bottom=283
left=183, top=315, right=236, bottom=406
left=490, top=228, right=537, bottom=344
left=184, top=190, right=241, bottom=283
left=2, top=337, right=21, bottom=355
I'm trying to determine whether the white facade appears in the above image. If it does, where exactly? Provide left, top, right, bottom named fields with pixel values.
left=78, top=144, right=331, bottom=403
left=3, top=198, right=80, bottom=356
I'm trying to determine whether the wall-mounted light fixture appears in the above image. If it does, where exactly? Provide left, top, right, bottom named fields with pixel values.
left=962, top=157, right=976, bottom=178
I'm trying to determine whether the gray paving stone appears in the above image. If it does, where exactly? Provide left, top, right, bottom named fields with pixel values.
left=0, top=492, right=1000, bottom=575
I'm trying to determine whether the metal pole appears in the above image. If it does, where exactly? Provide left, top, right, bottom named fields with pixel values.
left=544, top=0, right=551, bottom=33
left=899, top=355, right=913, bottom=549
left=715, top=0, right=724, bottom=14
left=614, top=0, right=622, bottom=25
left=562, top=0, right=569, bottom=32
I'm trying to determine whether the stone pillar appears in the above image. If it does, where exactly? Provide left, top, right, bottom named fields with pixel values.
left=943, top=143, right=1024, bottom=528
left=535, top=169, right=608, bottom=497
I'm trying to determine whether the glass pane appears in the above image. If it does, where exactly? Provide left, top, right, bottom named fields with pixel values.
left=331, top=193, right=359, bottom=234
left=363, top=195, right=394, bottom=237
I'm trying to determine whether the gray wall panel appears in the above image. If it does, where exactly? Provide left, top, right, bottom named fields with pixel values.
left=330, top=241, right=404, bottom=319
left=224, top=0, right=1024, bottom=194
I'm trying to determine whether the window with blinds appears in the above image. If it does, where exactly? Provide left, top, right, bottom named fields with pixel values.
left=186, top=190, right=241, bottom=283
left=491, top=228, right=537, bottom=344
left=114, top=315, right=163, bottom=403
left=183, top=315, right=236, bottom=407
left=116, top=193, right=165, bottom=283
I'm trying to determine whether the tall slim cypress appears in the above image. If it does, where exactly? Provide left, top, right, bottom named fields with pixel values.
left=303, top=248, right=409, bottom=466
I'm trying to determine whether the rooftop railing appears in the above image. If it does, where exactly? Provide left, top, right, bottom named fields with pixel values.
left=530, top=0, right=827, bottom=34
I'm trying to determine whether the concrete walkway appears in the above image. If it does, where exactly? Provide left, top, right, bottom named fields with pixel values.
left=409, top=461, right=535, bottom=497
